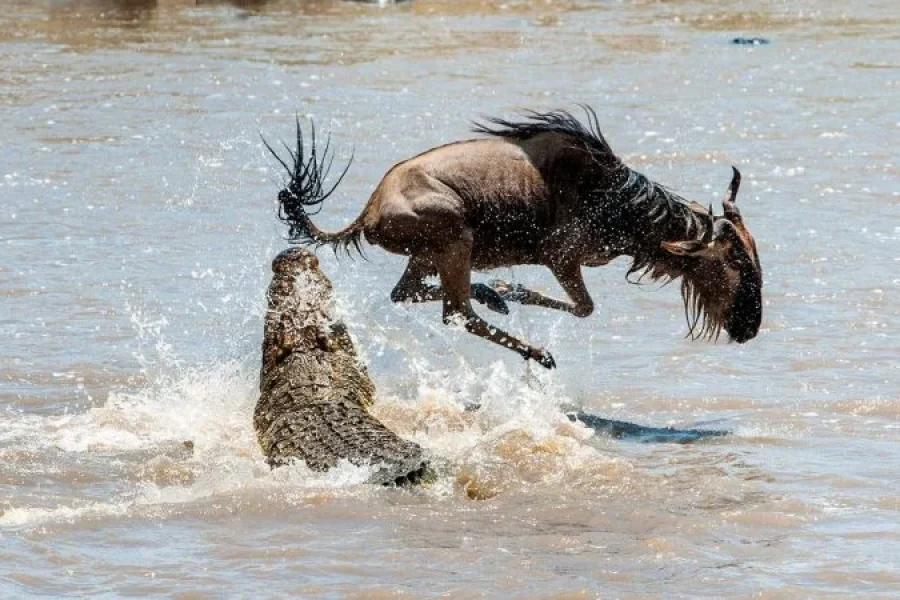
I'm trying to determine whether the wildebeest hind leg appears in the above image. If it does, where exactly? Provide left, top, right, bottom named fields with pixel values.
left=433, top=235, right=556, bottom=369
left=391, top=257, right=509, bottom=314
left=489, top=261, right=594, bottom=318
left=389, top=257, right=442, bottom=303
left=489, top=279, right=572, bottom=312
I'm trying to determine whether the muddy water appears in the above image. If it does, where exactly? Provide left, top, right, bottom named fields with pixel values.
left=1, top=0, right=898, bottom=596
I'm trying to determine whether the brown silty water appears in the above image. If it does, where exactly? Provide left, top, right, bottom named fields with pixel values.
left=0, top=0, right=897, bottom=597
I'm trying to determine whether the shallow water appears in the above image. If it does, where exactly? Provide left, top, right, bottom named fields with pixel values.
left=1, top=0, right=898, bottom=596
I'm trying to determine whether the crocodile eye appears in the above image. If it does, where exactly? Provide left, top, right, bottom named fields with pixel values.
left=302, top=254, right=319, bottom=270
left=316, top=332, right=332, bottom=351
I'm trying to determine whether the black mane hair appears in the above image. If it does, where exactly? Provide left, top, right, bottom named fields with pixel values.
left=612, top=170, right=709, bottom=274
left=472, top=105, right=620, bottom=169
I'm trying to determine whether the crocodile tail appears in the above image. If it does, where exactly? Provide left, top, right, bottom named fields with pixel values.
left=264, top=118, right=365, bottom=257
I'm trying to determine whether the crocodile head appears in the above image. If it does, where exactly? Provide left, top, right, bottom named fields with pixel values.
left=261, top=247, right=358, bottom=380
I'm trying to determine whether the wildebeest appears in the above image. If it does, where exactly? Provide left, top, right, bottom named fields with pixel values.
left=265, top=107, right=762, bottom=369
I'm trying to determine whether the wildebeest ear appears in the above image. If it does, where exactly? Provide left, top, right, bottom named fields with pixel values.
left=661, top=240, right=715, bottom=257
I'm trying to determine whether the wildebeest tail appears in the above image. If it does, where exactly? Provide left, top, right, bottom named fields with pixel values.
left=263, top=118, right=364, bottom=256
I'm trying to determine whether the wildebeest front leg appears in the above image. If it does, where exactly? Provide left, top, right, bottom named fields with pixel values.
left=490, top=261, right=594, bottom=318
left=391, top=257, right=509, bottom=314
left=433, top=235, right=556, bottom=369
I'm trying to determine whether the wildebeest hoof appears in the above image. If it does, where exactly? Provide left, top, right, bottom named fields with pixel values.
left=522, top=346, right=556, bottom=369
left=489, top=279, right=531, bottom=303
left=536, top=349, right=557, bottom=369
left=472, top=283, right=509, bottom=314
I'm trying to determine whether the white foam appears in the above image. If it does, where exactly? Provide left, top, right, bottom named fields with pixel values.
left=0, top=280, right=619, bottom=530
left=0, top=501, right=129, bottom=529
left=3, top=359, right=258, bottom=456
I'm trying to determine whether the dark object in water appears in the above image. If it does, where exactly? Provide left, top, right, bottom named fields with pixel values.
left=254, top=248, right=430, bottom=486
left=266, top=108, right=763, bottom=370
left=568, top=411, right=729, bottom=444
left=731, top=37, right=770, bottom=46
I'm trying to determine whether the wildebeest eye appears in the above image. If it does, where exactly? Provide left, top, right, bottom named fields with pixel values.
left=727, top=256, right=743, bottom=269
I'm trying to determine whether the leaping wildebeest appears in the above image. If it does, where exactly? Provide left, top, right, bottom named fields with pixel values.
left=265, top=107, right=762, bottom=369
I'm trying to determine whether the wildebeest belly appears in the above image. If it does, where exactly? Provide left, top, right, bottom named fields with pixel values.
left=465, top=192, right=552, bottom=270
left=469, top=216, right=547, bottom=270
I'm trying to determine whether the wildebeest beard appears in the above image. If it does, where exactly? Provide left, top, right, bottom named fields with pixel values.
left=628, top=256, right=731, bottom=342
left=679, top=267, right=730, bottom=341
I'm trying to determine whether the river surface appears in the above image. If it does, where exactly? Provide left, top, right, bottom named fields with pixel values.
left=1, top=0, right=898, bottom=597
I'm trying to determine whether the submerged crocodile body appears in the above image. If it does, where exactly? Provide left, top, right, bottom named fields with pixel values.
left=254, top=248, right=428, bottom=485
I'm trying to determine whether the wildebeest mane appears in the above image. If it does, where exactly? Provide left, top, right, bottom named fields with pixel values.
left=615, top=171, right=708, bottom=271
left=472, top=105, right=619, bottom=169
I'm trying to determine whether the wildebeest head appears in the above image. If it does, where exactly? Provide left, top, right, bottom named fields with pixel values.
left=660, top=168, right=762, bottom=343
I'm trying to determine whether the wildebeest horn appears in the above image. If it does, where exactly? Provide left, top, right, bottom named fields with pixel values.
left=722, top=166, right=742, bottom=222
left=702, top=204, right=715, bottom=243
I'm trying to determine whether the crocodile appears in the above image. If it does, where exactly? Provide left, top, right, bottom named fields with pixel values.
left=254, top=247, right=429, bottom=485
